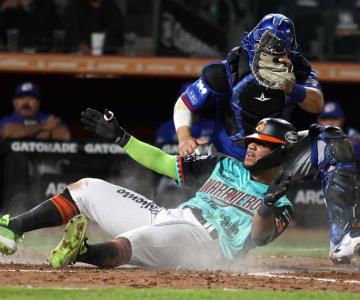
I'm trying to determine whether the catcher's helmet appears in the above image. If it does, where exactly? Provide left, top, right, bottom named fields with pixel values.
left=241, top=13, right=300, bottom=63
left=243, top=118, right=298, bottom=172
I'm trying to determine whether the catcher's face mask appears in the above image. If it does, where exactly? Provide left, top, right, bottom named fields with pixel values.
left=241, top=13, right=299, bottom=62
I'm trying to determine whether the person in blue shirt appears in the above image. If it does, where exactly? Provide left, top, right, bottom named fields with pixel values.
left=0, top=111, right=295, bottom=269
left=0, top=81, right=71, bottom=140
left=317, top=101, right=360, bottom=160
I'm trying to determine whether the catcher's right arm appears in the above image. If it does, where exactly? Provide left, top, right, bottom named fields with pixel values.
left=251, top=30, right=295, bottom=90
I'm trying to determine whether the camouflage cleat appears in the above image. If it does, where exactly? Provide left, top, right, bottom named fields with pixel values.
left=0, top=214, right=20, bottom=256
left=48, top=214, right=88, bottom=268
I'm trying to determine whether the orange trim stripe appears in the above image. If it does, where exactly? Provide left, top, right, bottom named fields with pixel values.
left=50, top=195, right=78, bottom=224
left=246, top=133, right=286, bottom=144
left=178, top=156, right=185, bottom=185
left=257, top=134, right=286, bottom=144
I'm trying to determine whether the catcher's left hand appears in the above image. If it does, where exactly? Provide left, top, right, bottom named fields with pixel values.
left=263, top=171, right=292, bottom=207
left=251, top=30, right=296, bottom=90
left=81, top=108, right=129, bottom=146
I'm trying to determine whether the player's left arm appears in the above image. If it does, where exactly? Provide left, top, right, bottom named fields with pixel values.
left=80, top=108, right=219, bottom=184
left=251, top=203, right=294, bottom=246
left=251, top=171, right=294, bottom=245
left=81, top=108, right=178, bottom=179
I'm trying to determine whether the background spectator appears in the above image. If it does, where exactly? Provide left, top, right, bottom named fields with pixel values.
left=62, top=0, right=125, bottom=55
left=317, top=100, right=360, bottom=160
left=0, top=81, right=71, bottom=140
left=0, top=0, right=62, bottom=52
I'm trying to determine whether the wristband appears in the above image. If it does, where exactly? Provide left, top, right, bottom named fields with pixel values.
left=257, top=203, right=275, bottom=218
left=290, top=83, right=306, bottom=103
left=115, top=131, right=131, bottom=148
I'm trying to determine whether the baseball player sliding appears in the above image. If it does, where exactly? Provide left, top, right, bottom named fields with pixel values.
left=0, top=109, right=295, bottom=269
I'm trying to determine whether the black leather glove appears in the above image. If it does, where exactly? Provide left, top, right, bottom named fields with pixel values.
left=80, top=108, right=130, bottom=147
left=263, top=171, right=292, bottom=208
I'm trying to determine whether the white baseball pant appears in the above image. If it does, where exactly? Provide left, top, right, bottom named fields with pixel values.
left=68, top=178, right=223, bottom=269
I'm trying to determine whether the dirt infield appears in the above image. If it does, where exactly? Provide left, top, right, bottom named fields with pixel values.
left=1, top=257, right=360, bottom=292
left=1, top=227, right=360, bottom=292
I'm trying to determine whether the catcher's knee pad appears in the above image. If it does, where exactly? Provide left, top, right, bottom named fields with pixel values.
left=315, top=126, right=356, bottom=171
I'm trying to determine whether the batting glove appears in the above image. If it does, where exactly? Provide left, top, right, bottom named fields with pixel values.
left=263, top=171, right=292, bottom=208
left=81, top=108, right=130, bottom=147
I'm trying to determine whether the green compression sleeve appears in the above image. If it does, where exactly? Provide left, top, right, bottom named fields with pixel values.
left=123, top=136, right=177, bottom=180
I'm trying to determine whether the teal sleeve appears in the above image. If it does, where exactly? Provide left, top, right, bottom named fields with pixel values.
left=123, top=136, right=178, bottom=180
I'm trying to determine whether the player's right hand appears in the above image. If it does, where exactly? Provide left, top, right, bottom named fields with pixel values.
left=178, top=137, right=207, bottom=157
left=81, top=108, right=128, bottom=145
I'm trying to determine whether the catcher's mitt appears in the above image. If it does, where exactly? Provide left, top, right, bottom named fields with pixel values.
left=251, top=30, right=295, bottom=90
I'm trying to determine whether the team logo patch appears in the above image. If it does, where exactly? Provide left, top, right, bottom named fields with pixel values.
left=196, top=79, right=208, bottom=95
left=275, top=218, right=286, bottom=233
left=285, top=131, right=298, bottom=143
left=187, top=89, right=198, bottom=105
left=254, top=92, right=271, bottom=102
left=256, top=122, right=265, bottom=133
left=306, top=78, right=319, bottom=87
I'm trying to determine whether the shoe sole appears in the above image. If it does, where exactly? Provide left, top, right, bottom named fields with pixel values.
left=48, top=214, right=87, bottom=268
left=0, top=236, right=16, bottom=256
left=330, top=256, right=351, bottom=265
left=0, top=227, right=17, bottom=256
left=330, top=241, right=360, bottom=265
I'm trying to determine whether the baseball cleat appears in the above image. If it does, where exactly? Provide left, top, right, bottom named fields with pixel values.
left=0, top=214, right=21, bottom=256
left=330, top=230, right=360, bottom=264
left=48, top=214, right=87, bottom=268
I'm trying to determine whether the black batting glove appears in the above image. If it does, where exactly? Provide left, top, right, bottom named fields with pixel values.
left=263, top=171, right=292, bottom=208
left=80, top=108, right=130, bottom=147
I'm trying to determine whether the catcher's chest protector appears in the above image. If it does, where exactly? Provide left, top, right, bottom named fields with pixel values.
left=225, top=47, right=286, bottom=137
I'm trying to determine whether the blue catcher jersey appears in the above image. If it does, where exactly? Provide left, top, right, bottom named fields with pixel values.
left=175, top=155, right=293, bottom=261
left=180, top=53, right=321, bottom=160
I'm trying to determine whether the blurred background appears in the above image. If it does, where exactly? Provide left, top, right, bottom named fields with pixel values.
left=0, top=0, right=359, bottom=232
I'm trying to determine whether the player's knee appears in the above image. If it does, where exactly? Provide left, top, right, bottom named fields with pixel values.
left=67, top=177, right=105, bottom=193
left=327, top=139, right=355, bottom=164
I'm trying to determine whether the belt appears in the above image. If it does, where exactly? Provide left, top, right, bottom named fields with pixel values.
left=190, top=207, right=218, bottom=239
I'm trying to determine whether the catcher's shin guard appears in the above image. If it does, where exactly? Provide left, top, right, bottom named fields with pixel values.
left=314, top=126, right=360, bottom=248
left=323, top=166, right=360, bottom=245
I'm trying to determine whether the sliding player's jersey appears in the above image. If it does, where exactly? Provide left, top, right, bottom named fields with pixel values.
left=176, top=155, right=293, bottom=261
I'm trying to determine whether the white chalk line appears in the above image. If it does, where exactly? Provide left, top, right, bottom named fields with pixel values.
left=1, top=268, right=360, bottom=285
left=247, top=272, right=360, bottom=285
left=0, top=268, right=77, bottom=273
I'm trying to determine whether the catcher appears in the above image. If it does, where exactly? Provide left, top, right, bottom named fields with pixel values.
left=173, top=13, right=360, bottom=264
left=0, top=110, right=295, bottom=269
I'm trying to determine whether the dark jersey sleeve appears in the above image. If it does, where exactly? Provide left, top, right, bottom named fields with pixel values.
left=266, top=205, right=294, bottom=244
left=177, top=155, right=219, bottom=189
left=180, top=61, right=231, bottom=112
